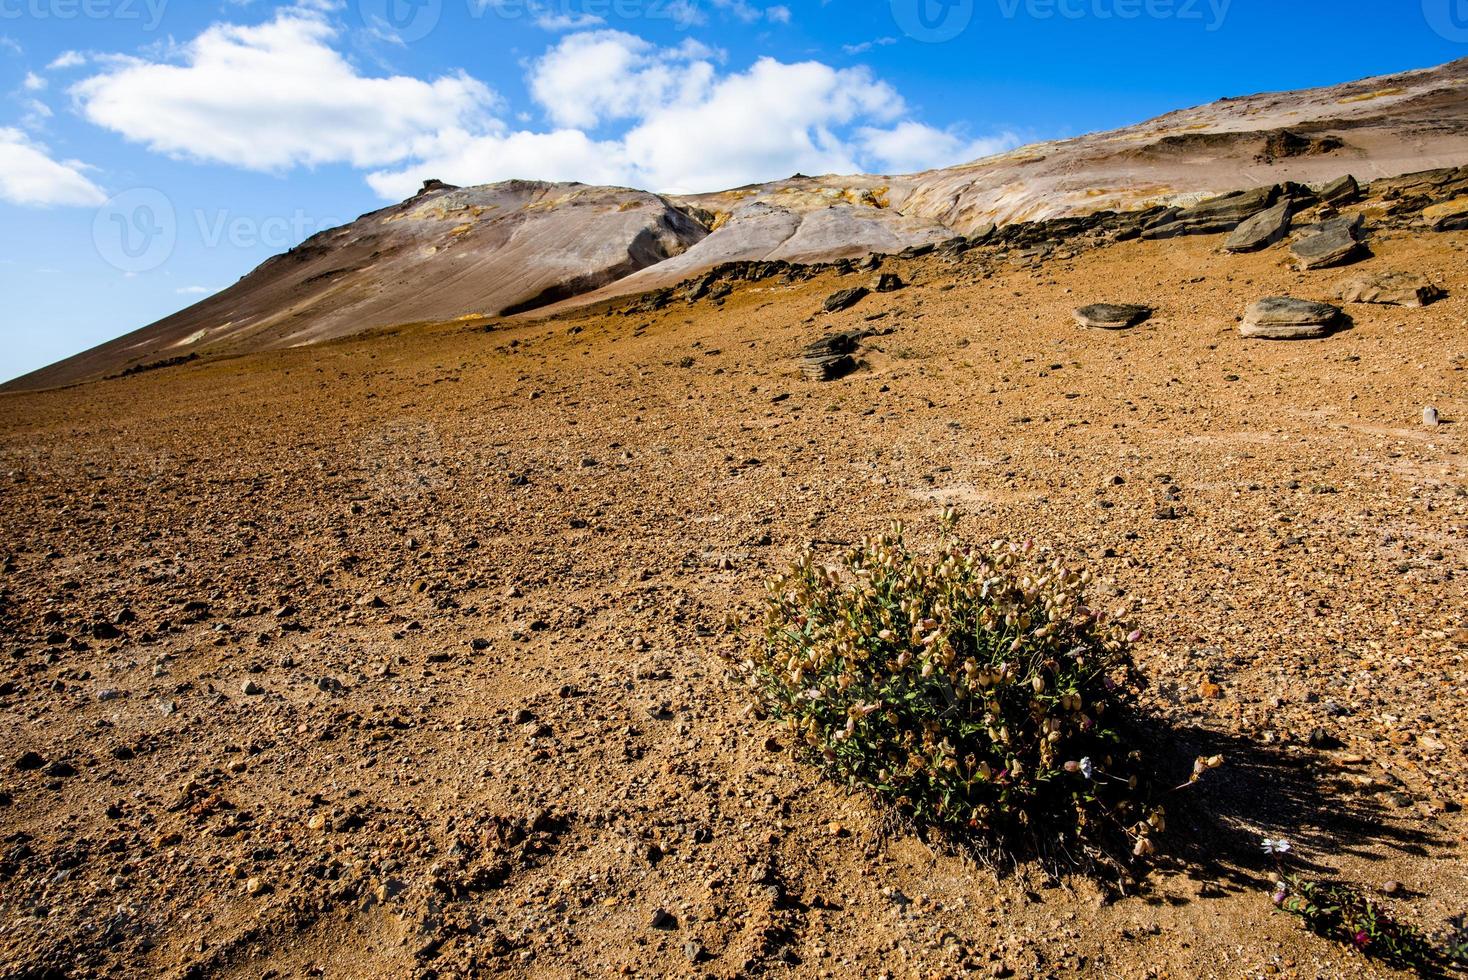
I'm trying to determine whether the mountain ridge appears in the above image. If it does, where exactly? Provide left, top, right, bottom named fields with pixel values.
left=6, top=56, right=1466, bottom=393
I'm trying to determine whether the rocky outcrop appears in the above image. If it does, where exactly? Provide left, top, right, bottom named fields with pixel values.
left=1143, top=185, right=1281, bottom=239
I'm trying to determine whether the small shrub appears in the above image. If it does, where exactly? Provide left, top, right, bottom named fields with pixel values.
left=735, top=517, right=1175, bottom=857
left=1274, top=875, right=1463, bottom=975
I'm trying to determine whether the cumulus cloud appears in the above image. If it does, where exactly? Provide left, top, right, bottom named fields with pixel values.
left=71, top=9, right=494, bottom=170
left=0, top=128, right=107, bottom=207
left=857, top=121, right=1018, bottom=175
left=528, top=31, right=715, bottom=130
left=370, top=53, right=913, bottom=197
left=23, top=71, right=45, bottom=91
left=63, top=9, right=1007, bottom=201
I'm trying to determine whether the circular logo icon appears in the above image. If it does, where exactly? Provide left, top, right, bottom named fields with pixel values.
left=1423, top=0, right=1468, bottom=41
left=359, top=0, right=443, bottom=44
left=890, top=0, right=974, bottom=42
left=93, top=188, right=176, bottom=274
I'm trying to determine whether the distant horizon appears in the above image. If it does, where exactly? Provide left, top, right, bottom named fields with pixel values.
left=1, top=0, right=1464, bottom=384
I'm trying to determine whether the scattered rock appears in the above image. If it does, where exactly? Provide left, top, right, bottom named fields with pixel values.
left=873, top=273, right=904, bottom=293
left=1240, top=297, right=1343, bottom=339
left=1335, top=271, right=1444, bottom=308
left=1290, top=216, right=1362, bottom=270
left=1423, top=198, right=1468, bottom=232
left=822, top=286, right=869, bottom=313
left=1423, top=407, right=1440, bottom=427
left=650, top=908, right=678, bottom=930
left=1143, top=184, right=1278, bottom=239
left=800, top=332, right=860, bottom=382
left=1223, top=200, right=1292, bottom=252
left=14, top=751, right=44, bottom=771
left=1316, top=174, right=1360, bottom=207
left=241, top=680, right=264, bottom=696
left=1073, top=303, right=1152, bottom=330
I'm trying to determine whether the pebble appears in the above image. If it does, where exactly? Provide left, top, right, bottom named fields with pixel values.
left=241, top=680, right=264, bottom=696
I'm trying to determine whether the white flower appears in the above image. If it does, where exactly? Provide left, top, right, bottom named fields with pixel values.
left=1261, top=837, right=1292, bottom=856
left=1078, top=757, right=1095, bottom=780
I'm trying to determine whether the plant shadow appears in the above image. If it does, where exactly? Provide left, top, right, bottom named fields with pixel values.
left=1143, top=722, right=1450, bottom=898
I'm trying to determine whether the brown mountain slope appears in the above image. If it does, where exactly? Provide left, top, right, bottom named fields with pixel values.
left=5, top=181, right=707, bottom=392
left=6, top=57, right=1466, bottom=392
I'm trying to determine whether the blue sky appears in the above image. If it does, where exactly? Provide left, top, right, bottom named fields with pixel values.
left=0, top=0, right=1463, bottom=383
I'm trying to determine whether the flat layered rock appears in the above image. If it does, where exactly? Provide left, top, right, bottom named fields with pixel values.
left=1316, top=174, right=1360, bottom=207
left=1240, top=297, right=1343, bottom=339
left=1335, top=271, right=1444, bottom=308
left=800, top=331, right=860, bottom=381
left=822, top=286, right=869, bottom=313
left=1073, top=303, right=1153, bottom=330
left=1423, top=198, right=1468, bottom=231
left=1224, top=200, right=1293, bottom=253
left=1291, top=216, right=1363, bottom=270
left=1142, top=185, right=1279, bottom=239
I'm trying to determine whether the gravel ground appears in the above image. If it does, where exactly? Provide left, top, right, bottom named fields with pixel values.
left=1, top=223, right=1465, bottom=979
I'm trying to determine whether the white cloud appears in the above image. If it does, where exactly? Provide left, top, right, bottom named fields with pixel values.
left=533, top=10, right=605, bottom=29
left=856, top=121, right=1018, bottom=175
left=620, top=58, right=905, bottom=191
left=71, top=9, right=495, bottom=170
left=0, top=36, right=20, bottom=57
left=0, top=128, right=107, bottom=207
left=709, top=0, right=791, bottom=23
left=23, top=71, right=46, bottom=91
left=366, top=126, right=631, bottom=198
left=48, top=50, right=87, bottom=70
left=528, top=31, right=715, bottom=130
left=176, top=285, right=214, bottom=295
left=843, top=36, right=898, bottom=54
left=372, top=53, right=914, bottom=197
left=64, top=11, right=1005, bottom=203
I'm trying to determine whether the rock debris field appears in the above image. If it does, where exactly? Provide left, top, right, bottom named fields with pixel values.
left=1, top=200, right=1466, bottom=979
